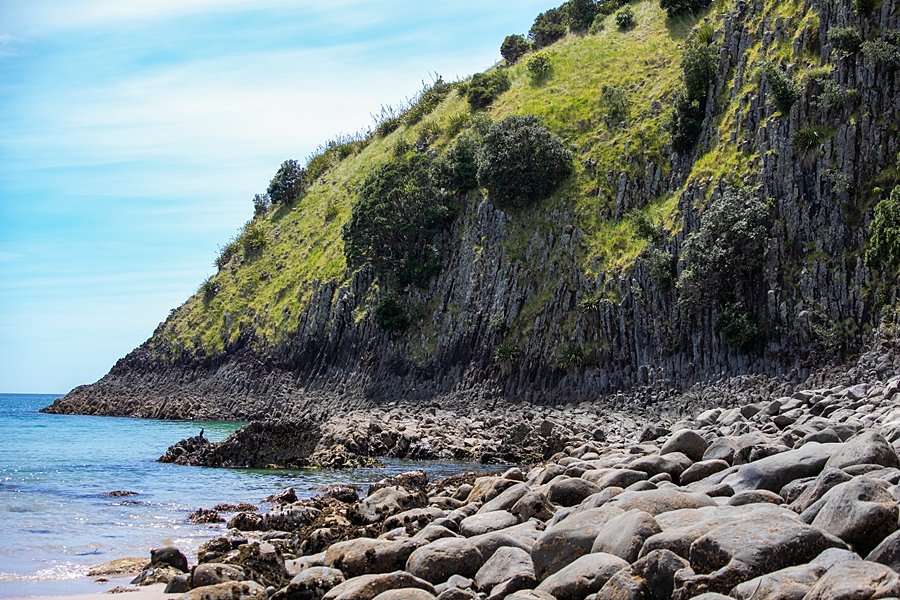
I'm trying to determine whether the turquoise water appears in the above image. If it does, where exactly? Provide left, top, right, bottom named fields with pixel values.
left=0, top=394, right=492, bottom=598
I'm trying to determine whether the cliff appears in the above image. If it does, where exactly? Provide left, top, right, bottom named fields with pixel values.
left=45, top=0, right=900, bottom=420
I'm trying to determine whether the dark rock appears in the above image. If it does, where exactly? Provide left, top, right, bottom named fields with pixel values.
left=131, top=565, right=184, bottom=586
left=191, top=564, right=246, bottom=588
left=679, top=460, right=730, bottom=485
left=803, top=560, right=900, bottom=599
left=510, top=490, right=555, bottom=522
left=229, top=512, right=266, bottom=532
left=593, top=469, right=648, bottom=490
left=178, top=580, right=268, bottom=600
left=264, top=504, right=322, bottom=532
left=406, top=538, right=485, bottom=584
left=436, top=589, right=476, bottom=600
left=189, top=509, right=224, bottom=524
left=605, top=488, right=715, bottom=515
left=369, top=471, right=428, bottom=495
left=590, top=509, right=661, bottom=563
left=151, top=546, right=188, bottom=573
left=384, top=508, right=446, bottom=533
left=788, top=467, right=853, bottom=513
left=546, top=478, right=601, bottom=506
left=810, top=547, right=863, bottom=570
left=530, top=505, right=624, bottom=579
left=730, top=564, right=825, bottom=600
left=325, top=538, right=424, bottom=578
left=371, top=590, right=435, bottom=600
left=222, top=541, right=289, bottom=588
left=165, top=575, right=191, bottom=594
left=721, top=442, right=841, bottom=493
left=349, top=487, right=428, bottom=525
left=322, top=572, right=436, bottom=600
left=466, top=477, right=519, bottom=504
left=702, top=438, right=736, bottom=464
left=825, top=430, right=900, bottom=471
left=534, top=553, right=627, bottom=599
left=477, top=484, right=529, bottom=514
left=727, top=490, right=783, bottom=506
left=473, top=547, right=535, bottom=594
left=626, top=453, right=693, bottom=481
left=459, top=511, right=518, bottom=537
left=660, top=430, right=708, bottom=462
left=266, top=488, right=299, bottom=505
left=867, top=529, right=900, bottom=572
left=811, top=476, right=899, bottom=555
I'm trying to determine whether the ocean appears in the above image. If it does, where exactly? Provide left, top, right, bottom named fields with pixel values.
left=0, top=394, right=493, bottom=598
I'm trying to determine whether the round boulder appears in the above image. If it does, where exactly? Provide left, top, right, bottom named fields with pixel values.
left=660, top=430, right=708, bottom=462
left=406, top=538, right=484, bottom=584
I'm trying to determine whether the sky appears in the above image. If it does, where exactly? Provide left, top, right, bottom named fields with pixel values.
left=0, top=0, right=555, bottom=394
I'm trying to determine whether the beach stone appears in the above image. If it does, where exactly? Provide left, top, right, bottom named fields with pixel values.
left=510, top=490, right=555, bottom=522
left=593, top=469, right=648, bottom=490
left=152, top=546, right=188, bottom=572
left=730, top=564, right=825, bottom=600
left=721, top=442, right=840, bottom=493
left=546, top=478, right=601, bottom=506
left=466, top=477, right=519, bottom=504
left=323, top=572, right=436, bottom=600
left=534, top=553, right=627, bottom=599
left=867, top=529, right=900, bottom=572
left=477, top=484, right=530, bottom=514
left=349, top=487, right=427, bottom=525
left=702, top=438, right=737, bottom=464
left=384, top=508, right=446, bottom=533
left=679, top=460, right=730, bottom=485
left=811, top=476, right=899, bottom=555
left=178, top=580, right=268, bottom=600
left=87, top=558, right=147, bottom=577
left=597, top=549, right=688, bottom=600
left=222, top=541, right=289, bottom=588
left=459, top=511, right=518, bottom=537
left=406, top=538, right=484, bottom=584
left=803, top=560, right=900, bottom=599
left=131, top=565, right=183, bottom=586
left=264, top=504, right=322, bottom=533
left=825, top=430, right=900, bottom=471
left=165, top=575, right=191, bottom=594
left=810, top=547, right=863, bottom=570
left=660, top=430, right=708, bottom=462
left=371, top=590, right=436, bottom=600
left=788, top=467, right=853, bottom=513
left=473, top=547, right=535, bottom=593
left=590, top=509, right=661, bottom=563
left=273, top=567, right=344, bottom=600
left=191, top=564, right=246, bottom=588
left=727, top=490, right=783, bottom=506
left=229, top=512, right=265, bottom=531
left=413, top=525, right=458, bottom=543
left=530, top=504, right=624, bottom=579
left=435, top=589, right=475, bottom=600
left=605, top=488, right=715, bottom=515
left=325, top=538, right=424, bottom=578
left=485, top=574, right=535, bottom=600
left=626, top=452, right=693, bottom=481
left=468, top=531, right=531, bottom=561
left=504, top=592, right=555, bottom=600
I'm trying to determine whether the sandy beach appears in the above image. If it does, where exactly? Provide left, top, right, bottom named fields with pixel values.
left=8, top=583, right=169, bottom=600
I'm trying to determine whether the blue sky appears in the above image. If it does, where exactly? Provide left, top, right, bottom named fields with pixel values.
left=0, top=0, right=554, bottom=394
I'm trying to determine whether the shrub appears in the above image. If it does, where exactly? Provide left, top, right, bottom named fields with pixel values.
left=526, top=53, right=553, bottom=82
left=627, top=209, right=662, bottom=241
left=373, top=294, right=409, bottom=334
left=476, top=115, right=573, bottom=209
left=404, top=77, right=454, bottom=126
left=828, top=27, right=862, bottom=53
left=568, top=0, right=599, bottom=30
left=668, top=89, right=705, bottom=153
left=646, top=249, right=675, bottom=291
left=343, top=153, right=455, bottom=284
left=436, top=132, right=480, bottom=193
left=862, top=39, right=900, bottom=68
left=500, top=35, right=530, bottom=65
left=589, top=16, right=606, bottom=34
left=792, top=126, right=827, bottom=155
left=854, top=0, right=877, bottom=15
left=372, top=105, right=404, bottom=137
left=866, top=187, right=900, bottom=270
left=494, top=343, right=520, bottom=364
left=615, top=6, right=636, bottom=29
left=199, top=277, right=219, bottom=303
left=241, top=221, right=267, bottom=257
left=252, top=193, right=271, bottom=218
left=677, top=187, right=769, bottom=306
left=578, top=294, right=604, bottom=315
left=267, top=159, right=307, bottom=205
left=668, top=28, right=717, bottom=152
left=214, top=239, right=238, bottom=270
left=559, top=345, right=585, bottom=370
left=600, top=85, right=629, bottom=122
left=763, top=62, right=800, bottom=113
left=529, top=8, right=568, bottom=49
left=659, top=0, right=711, bottom=18
left=489, top=312, right=509, bottom=335
left=467, top=70, right=510, bottom=110
left=714, top=303, right=759, bottom=349
left=815, top=77, right=847, bottom=111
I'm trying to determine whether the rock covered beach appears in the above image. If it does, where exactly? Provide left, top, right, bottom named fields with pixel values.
left=103, top=350, right=900, bottom=600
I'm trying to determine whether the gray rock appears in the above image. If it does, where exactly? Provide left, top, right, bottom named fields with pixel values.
left=477, top=484, right=529, bottom=514
left=435, top=588, right=475, bottom=600
left=152, top=546, right=188, bottom=572
left=592, top=469, right=648, bottom=490
left=810, top=548, right=863, bottom=570
left=371, top=590, right=435, bottom=600
left=811, top=476, right=899, bottom=555
left=867, top=529, right=900, bottom=572
left=276, top=567, right=345, bottom=600
left=727, top=490, right=783, bottom=506
left=323, top=572, right=436, bottom=600
left=384, top=508, right=446, bottom=532
left=349, top=487, right=427, bottom=525
left=510, top=490, right=555, bottom=522
left=468, top=531, right=532, bottom=561
left=413, top=526, right=459, bottom=543
left=730, top=564, right=825, bottom=600
left=466, top=477, right=519, bottom=504
left=597, top=549, right=688, bottom=600
left=534, top=553, right=627, bottom=599
left=788, top=467, right=853, bottom=513
left=825, top=430, right=900, bottom=471
left=191, top=564, right=246, bottom=589
left=803, top=560, right=900, bottom=599
left=679, top=460, right=730, bottom=485
left=626, top=453, right=693, bottom=481
left=264, top=504, right=322, bottom=532
left=530, top=505, right=624, bottom=579
left=546, top=478, right=601, bottom=506
left=473, top=547, right=535, bottom=593
left=590, top=509, right=661, bottom=563
left=406, top=538, right=484, bottom=584
left=702, top=438, right=737, bottom=464
left=459, top=510, right=518, bottom=537
left=721, top=442, right=841, bottom=493
left=178, top=581, right=267, bottom=600
left=325, top=538, right=424, bottom=578
left=605, top=488, right=715, bottom=515
left=660, top=430, right=708, bottom=462
left=165, top=575, right=191, bottom=594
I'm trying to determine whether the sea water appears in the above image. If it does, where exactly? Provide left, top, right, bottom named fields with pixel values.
left=0, top=394, right=496, bottom=598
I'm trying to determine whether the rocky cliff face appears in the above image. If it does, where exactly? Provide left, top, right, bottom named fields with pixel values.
left=44, top=0, right=900, bottom=420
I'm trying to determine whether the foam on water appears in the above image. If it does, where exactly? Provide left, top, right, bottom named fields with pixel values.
left=0, top=393, right=495, bottom=598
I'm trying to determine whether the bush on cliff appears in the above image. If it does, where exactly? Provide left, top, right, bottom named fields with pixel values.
left=476, top=115, right=573, bottom=209
left=529, top=8, right=568, bottom=49
left=267, top=159, right=307, bottom=205
left=500, top=35, right=530, bottom=65
left=659, top=0, right=710, bottom=18
left=373, top=293, right=409, bottom=334
left=466, top=70, right=511, bottom=110
left=677, top=187, right=769, bottom=306
left=867, top=187, right=900, bottom=271
left=715, top=303, right=760, bottom=349
left=343, top=153, right=455, bottom=285
left=763, top=62, right=800, bottom=113
left=668, top=25, right=717, bottom=152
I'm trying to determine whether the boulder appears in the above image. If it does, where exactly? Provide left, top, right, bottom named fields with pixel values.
left=679, top=460, right=730, bottom=485
left=721, top=442, right=840, bottom=493
left=191, top=564, right=246, bottom=589
left=810, top=547, right=863, bottom=570
left=510, top=491, right=555, bottom=522
left=866, top=529, right=900, bottom=572
left=466, top=477, right=520, bottom=504
left=727, top=490, right=783, bottom=506
left=436, top=588, right=475, bottom=600
left=459, top=511, right=518, bottom=537
left=825, top=430, right=900, bottom=471
left=730, top=564, right=825, bottom=600
left=264, top=504, right=322, bottom=532
left=590, top=509, right=661, bottom=563
left=384, top=508, right=446, bottom=532
left=349, top=487, right=427, bottom=525
left=274, top=567, right=345, bottom=600
left=788, top=467, right=853, bottom=513
left=534, top=553, right=627, bottom=600
left=222, top=541, right=289, bottom=588
left=152, top=546, right=189, bottom=572
left=626, top=453, right=693, bottom=481
left=660, top=430, right=708, bottom=462
left=546, top=478, right=601, bottom=506
left=473, top=547, right=535, bottom=594
left=702, top=438, right=737, bottom=464
left=605, top=488, right=715, bottom=516
left=323, top=572, right=436, bottom=600
left=477, top=484, right=530, bottom=514
left=325, top=538, right=425, bottom=578
left=178, top=581, right=267, bottom=600
left=803, top=560, right=900, bottom=599
left=530, top=505, right=624, bottom=579
left=811, top=476, right=899, bottom=555
left=371, top=590, right=435, bottom=600
left=406, top=538, right=484, bottom=584
left=592, top=469, right=648, bottom=490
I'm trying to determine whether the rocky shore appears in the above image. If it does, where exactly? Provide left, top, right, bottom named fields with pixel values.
left=103, top=348, right=900, bottom=599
